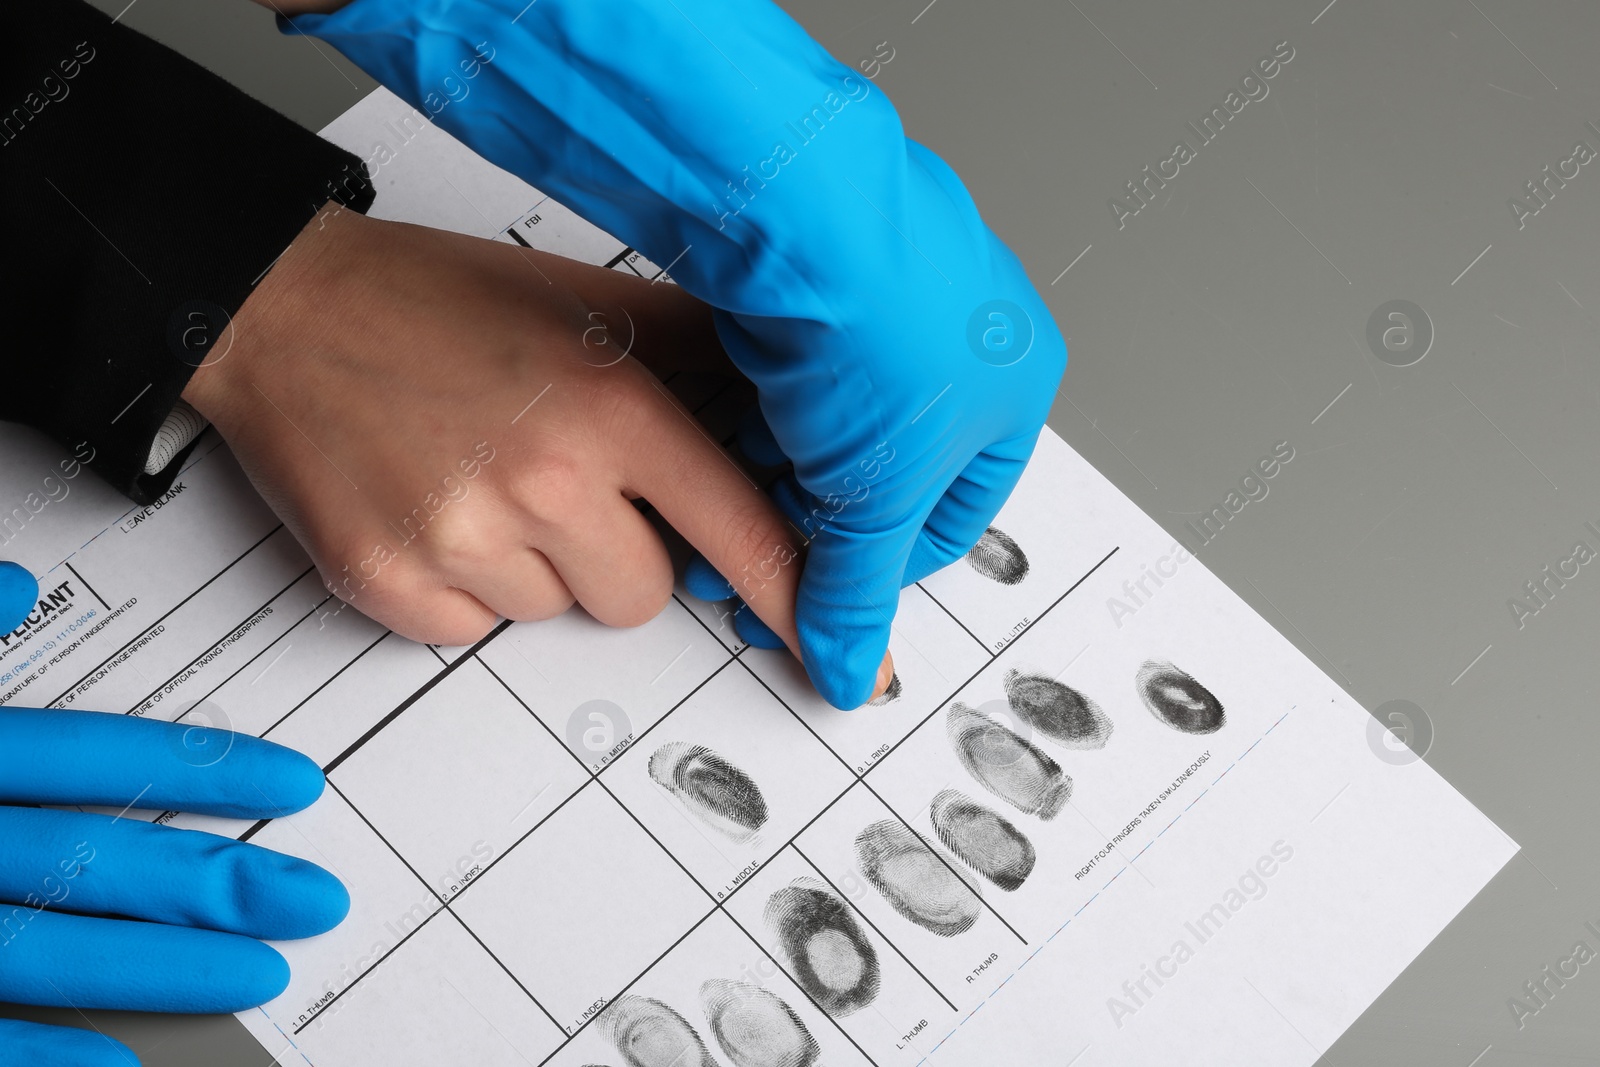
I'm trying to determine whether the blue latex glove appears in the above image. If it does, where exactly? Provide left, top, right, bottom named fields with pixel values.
left=0, top=707, right=345, bottom=1067
left=285, top=0, right=1066, bottom=708
left=0, top=562, right=37, bottom=634
left=685, top=420, right=819, bottom=652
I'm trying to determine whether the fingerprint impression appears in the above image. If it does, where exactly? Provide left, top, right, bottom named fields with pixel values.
left=1003, top=669, right=1113, bottom=749
left=649, top=742, right=770, bottom=841
left=866, top=671, right=903, bottom=707
left=763, top=879, right=881, bottom=1016
left=700, top=978, right=821, bottom=1067
left=928, top=789, right=1036, bottom=892
left=946, top=703, right=1072, bottom=819
left=855, top=819, right=982, bottom=936
left=964, top=527, right=1030, bottom=585
left=599, top=995, right=718, bottom=1067
left=1135, top=661, right=1225, bottom=734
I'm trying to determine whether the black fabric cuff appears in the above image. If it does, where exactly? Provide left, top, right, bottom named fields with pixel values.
left=1, top=1, right=376, bottom=505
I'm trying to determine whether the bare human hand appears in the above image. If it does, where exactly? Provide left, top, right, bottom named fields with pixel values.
left=182, top=203, right=894, bottom=701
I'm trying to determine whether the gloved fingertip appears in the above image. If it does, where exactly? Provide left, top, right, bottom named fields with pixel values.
left=243, top=743, right=328, bottom=817
left=233, top=940, right=293, bottom=1009
left=733, top=604, right=787, bottom=650
left=735, top=405, right=788, bottom=467
left=0, top=560, right=39, bottom=633
left=251, top=854, right=352, bottom=941
left=684, top=552, right=737, bottom=601
left=810, top=668, right=874, bottom=712
left=796, top=599, right=895, bottom=711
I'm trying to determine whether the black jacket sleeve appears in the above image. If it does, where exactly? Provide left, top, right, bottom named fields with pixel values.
left=1, top=1, right=376, bottom=505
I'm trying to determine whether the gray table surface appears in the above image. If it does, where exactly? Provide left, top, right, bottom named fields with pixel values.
left=12, top=0, right=1599, bottom=1063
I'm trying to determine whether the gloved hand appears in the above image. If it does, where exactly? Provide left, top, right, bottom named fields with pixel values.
left=281, top=0, right=1066, bottom=709
left=0, top=562, right=36, bottom=634
left=0, top=703, right=345, bottom=1067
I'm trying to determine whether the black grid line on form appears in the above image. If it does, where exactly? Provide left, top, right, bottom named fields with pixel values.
left=734, top=654, right=1029, bottom=947
left=857, top=775, right=1028, bottom=947
left=168, top=591, right=340, bottom=733
left=46, top=522, right=289, bottom=706
left=723, top=546, right=1122, bottom=953
left=531, top=547, right=1117, bottom=1062
left=320, top=619, right=516, bottom=776
left=62, top=560, right=111, bottom=613
left=124, top=565, right=317, bottom=714
left=291, top=779, right=567, bottom=1036
left=259, top=629, right=390, bottom=740
left=131, top=581, right=353, bottom=828
left=717, top=907, right=885, bottom=1067
left=525, top=744, right=886, bottom=1064
left=790, top=841, right=958, bottom=1012
left=915, top=582, right=990, bottom=656
left=248, top=533, right=1115, bottom=1059
left=275, top=606, right=802, bottom=1051
left=288, top=646, right=603, bottom=1031
left=861, top=547, right=1119, bottom=776
left=120, top=579, right=333, bottom=729
left=288, top=608, right=886, bottom=1062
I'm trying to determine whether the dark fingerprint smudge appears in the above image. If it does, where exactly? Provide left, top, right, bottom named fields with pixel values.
left=946, top=702, right=1072, bottom=819
left=1136, top=660, right=1226, bottom=734
left=867, top=671, right=903, bottom=707
left=855, top=819, right=981, bottom=936
left=700, top=978, right=821, bottom=1067
left=648, top=741, right=769, bottom=841
left=598, top=995, right=718, bottom=1067
left=763, top=878, right=881, bottom=1016
left=1003, top=669, right=1113, bottom=750
left=928, top=789, right=1037, bottom=892
left=964, top=526, right=1030, bottom=585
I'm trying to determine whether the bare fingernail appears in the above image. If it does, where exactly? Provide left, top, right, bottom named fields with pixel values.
left=872, top=652, right=895, bottom=702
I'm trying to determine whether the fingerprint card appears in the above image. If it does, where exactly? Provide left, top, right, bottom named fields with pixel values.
left=0, top=86, right=1506, bottom=1067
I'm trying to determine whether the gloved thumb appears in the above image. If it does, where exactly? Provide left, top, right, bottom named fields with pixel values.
left=795, top=522, right=915, bottom=710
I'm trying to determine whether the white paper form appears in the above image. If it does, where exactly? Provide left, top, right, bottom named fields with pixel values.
left=0, top=87, right=1516, bottom=1067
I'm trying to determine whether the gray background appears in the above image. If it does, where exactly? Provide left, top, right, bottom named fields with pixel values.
left=15, top=0, right=1598, bottom=1063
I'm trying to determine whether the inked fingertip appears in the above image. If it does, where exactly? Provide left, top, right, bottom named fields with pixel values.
left=965, top=526, right=1029, bottom=585
left=867, top=670, right=902, bottom=707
